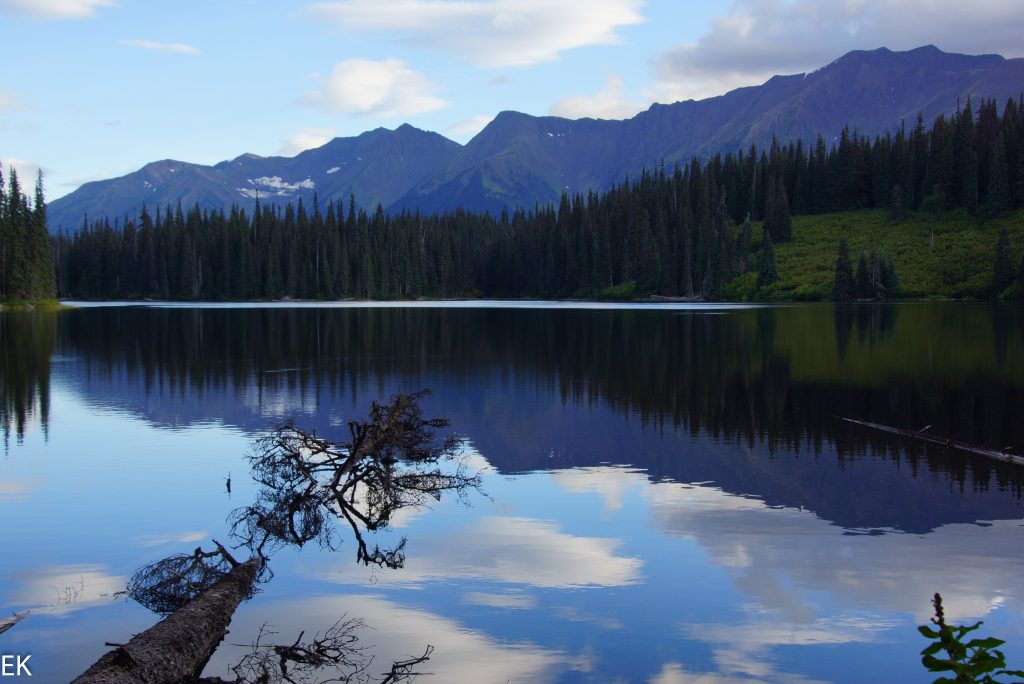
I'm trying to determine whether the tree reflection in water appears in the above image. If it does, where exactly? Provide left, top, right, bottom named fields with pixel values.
left=83, top=391, right=478, bottom=684
left=230, top=390, right=480, bottom=568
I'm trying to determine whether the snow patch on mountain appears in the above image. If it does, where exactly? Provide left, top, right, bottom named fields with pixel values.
left=236, top=176, right=316, bottom=198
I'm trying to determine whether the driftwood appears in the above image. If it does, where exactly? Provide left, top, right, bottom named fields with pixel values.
left=74, top=392, right=463, bottom=684
left=837, top=417, right=1024, bottom=467
left=72, top=557, right=262, bottom=684
left=0, top=611, right=28, bottom=637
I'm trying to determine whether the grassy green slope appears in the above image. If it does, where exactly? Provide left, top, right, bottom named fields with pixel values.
left=721, top=208, right=1024, bottom=301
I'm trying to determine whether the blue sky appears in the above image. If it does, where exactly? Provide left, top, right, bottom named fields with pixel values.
left=2, top=0, right=1023, bottom=199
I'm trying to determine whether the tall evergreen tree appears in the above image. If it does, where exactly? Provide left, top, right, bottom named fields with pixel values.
left=0, top=164, right=56, bottom=302
left=832, top=239, right=854, bottom=300
left=854, top=253, right=871, bottom=299
left=888, top=184, right=905, bottom=221
left=992, top=226, right=1014, bottom=296
left=987, top=135, right=1011, bottom=217
left=29, top=171, right=56, bottom=300
left=756, top=227, right=778, bottom=288
left=763, top=174, right=792, bottom=242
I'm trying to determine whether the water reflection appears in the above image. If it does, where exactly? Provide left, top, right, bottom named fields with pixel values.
left=5, top=304, right=1024, bottom=532
left=4, top=303, right=1024, bottom=682
left=8, top=565, right=126, bottom=617
left=318, top=515, right=643, bottom=589
left=53, top=304, right=1024, bottom=453
left=211, top=595, right=587, bottom=684
left=70, top=392, right=483, bottom=683
left=0, top=310, right=55, bottom=444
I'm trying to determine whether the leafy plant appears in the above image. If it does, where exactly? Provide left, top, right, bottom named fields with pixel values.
left=919, top=592, right=1024, bottom=683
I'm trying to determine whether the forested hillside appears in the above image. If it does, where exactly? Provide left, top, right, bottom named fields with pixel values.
left=54, top=97, right=1024, bottom=301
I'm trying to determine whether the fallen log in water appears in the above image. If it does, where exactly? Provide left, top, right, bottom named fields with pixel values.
left=0, top=611, right=28, bottom=636
left=72, top=557, right=262, bottom=684
left=836, top=417, right=1024, bottom=467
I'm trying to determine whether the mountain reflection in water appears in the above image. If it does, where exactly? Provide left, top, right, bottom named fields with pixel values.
left=26, top=303, right=1024, bottom=530
left=2, top=302, right=1024, bottom=683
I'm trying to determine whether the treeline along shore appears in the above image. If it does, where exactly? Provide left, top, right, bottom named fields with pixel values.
left=17, top=96, right=1024, bottom=302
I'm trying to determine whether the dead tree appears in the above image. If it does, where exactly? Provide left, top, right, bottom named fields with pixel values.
left=72, top=553, right=262, bottom=684
left=75, top=391, right=467, bottom=683
left=126, top=540, right=260, bottom=615
left=194, top=620, right=432, bottom=684
left=231, top=390, right=481, bottom=568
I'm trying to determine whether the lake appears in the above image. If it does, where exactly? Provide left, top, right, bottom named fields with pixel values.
left=2, top=301, right=1024, bottom=683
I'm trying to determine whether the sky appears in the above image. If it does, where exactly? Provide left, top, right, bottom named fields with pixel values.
left=2, top=0, right=1024, bottom=200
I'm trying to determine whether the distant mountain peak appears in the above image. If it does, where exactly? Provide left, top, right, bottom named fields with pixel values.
left=49, top=45, right=1024, bottom=229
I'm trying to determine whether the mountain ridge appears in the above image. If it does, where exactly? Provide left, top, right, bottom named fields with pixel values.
left=48, top=45, right=1024, bottom=230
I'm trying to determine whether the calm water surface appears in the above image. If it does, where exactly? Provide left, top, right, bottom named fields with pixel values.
left=2, top=302, right=1024, bottom=682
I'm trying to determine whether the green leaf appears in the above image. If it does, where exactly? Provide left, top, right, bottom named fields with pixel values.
left=919, top=625, right=941, bottom=639
left=962, top=621, right=984, bottom=634
left=922, top=655, right=956, bottom=671
left=996, top=669, right=1024, bottom=677
left=921, top=642, right=944, bottom=656
left=966, top=637, right=1005, bottom=650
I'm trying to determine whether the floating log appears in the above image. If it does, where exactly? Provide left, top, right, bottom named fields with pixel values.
left=836, top=417, right=1024, bottom=467
left=72, top=557, right=262, bottom=684
left=0, top=611, right=28, bottom=636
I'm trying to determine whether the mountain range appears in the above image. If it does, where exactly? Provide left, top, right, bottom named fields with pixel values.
left=48, top=45, right=1024, bottom=231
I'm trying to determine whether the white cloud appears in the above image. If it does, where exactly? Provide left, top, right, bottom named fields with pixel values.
left=205, top=594, right=585, bottom=683
left=0, top=90, right=32, bottom=111
left=550, top=465, right=643, bottom=513
left=119, top=39, right=201, bottom=55
left=674, top=613, right=896, bottom=683
left=550, top=74, right=643, bottom=121
left=0, top=0, right=115, bottom=19
left=642, top=476, right=1024, bottom=625
left=319, top=515, right=643, bottom=589
left=131, top=530, right=208, bottom=547
left=303, top=0, right=646, bottom=68
left=7, top=564, right=126, bottom=615
left=301, top=58, right=448, bottom=118
left=446, top=114, right=494, bottom=142
left=0, top=157, right=42, bottom=184
left=552, top=467, right=1024, bottom=627
left=280, top=127, right=337, bottom=156
left=650, top=661, right=780, bottom=684
left=462, top=591, right=537, bottom=609
left=653, top=0, right=1024, bottom=102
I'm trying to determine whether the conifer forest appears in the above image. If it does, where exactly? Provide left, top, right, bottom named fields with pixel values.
left=12, top=97, right=1024, bottom=302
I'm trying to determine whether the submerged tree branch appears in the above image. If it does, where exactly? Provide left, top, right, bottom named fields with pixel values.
left=231, top=390, right=481, bottom=567
left=72, top=557, right=263, bottom=684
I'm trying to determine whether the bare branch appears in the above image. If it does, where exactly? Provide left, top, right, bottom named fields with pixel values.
left=230, top=390, right=481, bottom=569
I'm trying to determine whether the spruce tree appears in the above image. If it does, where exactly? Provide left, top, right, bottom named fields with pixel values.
left=763, top=174, right=793, bottom=242
left=736, top=213, right=752, bottom=274
left=987, top=135, right=1011, bottom=217
left=992, top=226, right=1014, bottom=297
left=832, top=239, right=854, bottom=300
left=29, top=170, right=56, bottom=300
left=880, top=256, right=899, bottom=299
left=0, top=165, right=7, bottom=301
left=756, top=227, right=777, bottom=288
left=776, top=175, right=792, bottom=241
left=854, top=253, right=871, bottom=299
left=888, top=185, right=905, bottom=221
